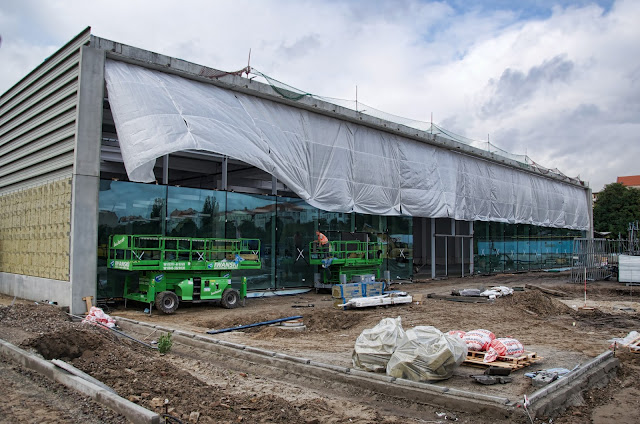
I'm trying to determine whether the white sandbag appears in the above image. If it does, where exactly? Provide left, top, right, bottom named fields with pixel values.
left=386, top=326, right=468, bottom=382
left=352, top=317, right=406, bottom=372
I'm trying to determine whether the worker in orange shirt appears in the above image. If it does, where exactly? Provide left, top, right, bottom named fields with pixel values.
left=316, top=230, right=328, bottom=246
left=315, top=230, right=331, bottom=257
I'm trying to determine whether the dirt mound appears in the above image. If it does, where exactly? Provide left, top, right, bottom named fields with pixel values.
left=0, top=305, right=324, bottom=422
left=26, top=326, right=113, bottom=360
left=15, top=314, right=312, bottom=423
left=503, top=290, right=574, bottom=316
left=251, top=326, right=302, bottom=340
left=205, top=308, right=366, bottom=335
left=0, top=303, right=72, bottom=333
left=304, top=309, right=366, bottom=332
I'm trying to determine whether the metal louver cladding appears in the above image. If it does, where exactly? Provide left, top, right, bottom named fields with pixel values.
left=0, top=27, right=91, bottom=194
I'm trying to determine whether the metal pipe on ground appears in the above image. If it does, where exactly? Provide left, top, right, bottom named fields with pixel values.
left=207, top=316, right=303, bottom=334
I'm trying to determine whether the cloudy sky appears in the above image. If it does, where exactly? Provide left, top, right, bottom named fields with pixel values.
left=1, top=0, right=638, bottom=191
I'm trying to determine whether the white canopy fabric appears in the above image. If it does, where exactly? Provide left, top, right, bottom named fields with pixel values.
left=104, top=60, right=590, bottom=230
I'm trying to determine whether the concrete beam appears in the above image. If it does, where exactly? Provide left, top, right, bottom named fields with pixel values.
left=69, top=45, right=104, bottom=314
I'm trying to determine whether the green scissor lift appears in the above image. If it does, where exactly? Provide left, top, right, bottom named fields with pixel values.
left=107, top=234, right=261, bottom=314
left=309, top=240, right=384, bottom=286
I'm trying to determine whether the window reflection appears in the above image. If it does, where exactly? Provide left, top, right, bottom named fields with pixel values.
left=226, top=192, right=275, bottom=290
left=167, top=187, right=225, bottom=238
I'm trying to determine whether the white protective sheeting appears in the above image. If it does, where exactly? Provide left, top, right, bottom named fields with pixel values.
left=352, top=316, right=406, bottom=372
left=386, top=326, right=468, bottom=382
left=104, top=60, right=590, bottom=229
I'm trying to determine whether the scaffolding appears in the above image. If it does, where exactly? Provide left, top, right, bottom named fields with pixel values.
left=571, top=222, right=640, bottom=282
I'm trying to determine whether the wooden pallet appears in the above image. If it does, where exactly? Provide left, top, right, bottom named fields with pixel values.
left=464, top=350, right=542, bottom=370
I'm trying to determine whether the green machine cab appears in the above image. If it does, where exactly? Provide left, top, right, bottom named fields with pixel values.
left=309, top=240, right=383, bottom=285
left=107, top=235, right=261, bottom=314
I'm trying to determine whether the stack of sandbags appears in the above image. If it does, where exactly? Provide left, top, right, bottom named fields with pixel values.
left=386, top=326, right=468, bottom=382
left=484, top=338, right=524, bottom=363
left=352, top=317, right=405, bottom=372
left=462, top=329, right=495, bottom=351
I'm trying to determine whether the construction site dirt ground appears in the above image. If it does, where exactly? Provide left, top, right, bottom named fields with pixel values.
left=1, top=271, right=639, bottom=423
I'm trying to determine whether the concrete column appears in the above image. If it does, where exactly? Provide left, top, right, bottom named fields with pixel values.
left=162, top=155, right=169, bottom=185
left=272, top=175, right=277, bottom=195
left=421, top=217, right=427, bottom=266
left=469, top=221, right=474, bottom=275
left=69, top=46, right=105, bottom=315
left=431, top=218, right=436, bottom=279
left=587, top=187, right=594, bottom=238
left=221, top=156, right=228, bottom=190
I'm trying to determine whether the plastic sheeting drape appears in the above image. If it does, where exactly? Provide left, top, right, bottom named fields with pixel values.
left=104, top=60, right=590, bottom=230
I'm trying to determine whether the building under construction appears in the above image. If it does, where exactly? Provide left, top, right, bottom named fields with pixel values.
left=0, top=28, right=592, bottom=313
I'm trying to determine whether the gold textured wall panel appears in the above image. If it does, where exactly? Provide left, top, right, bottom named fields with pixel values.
left=0, top=178, right=71, bottom=280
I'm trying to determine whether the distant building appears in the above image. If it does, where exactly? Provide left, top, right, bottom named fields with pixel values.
left=617, top=175, right=640, bottom=189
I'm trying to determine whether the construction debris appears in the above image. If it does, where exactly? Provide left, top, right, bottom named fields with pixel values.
left=337, top=292, right=412, bottom=309
left=480, top=286, right=514, bottom=299
left=82, top=306, right=117, bottom=328
left=451, top=286, right=513, bottom=299
left=525, top=284, right=568, bottom=297
left=427, top=293, right=490, bottom=303
left=470, top=374, right=513, bottom=385
left=608, top=331, right=640, bottom=353
left=332, top=281, right=385, bottom=309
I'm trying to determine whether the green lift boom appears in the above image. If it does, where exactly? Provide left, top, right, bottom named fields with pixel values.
left=107, top=235, right=261, bottom=314
left=309, top=240, right=384, bottom=285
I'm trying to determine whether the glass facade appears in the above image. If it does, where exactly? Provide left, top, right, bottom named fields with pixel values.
left=473, top=221, right=582, bottom=275
left=98, top=180, right=416, bottom=297
left=98, top=180, right=584, bottom=297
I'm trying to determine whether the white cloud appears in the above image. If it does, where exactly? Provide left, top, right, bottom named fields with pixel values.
left=1, top=0, right=638, bottom=191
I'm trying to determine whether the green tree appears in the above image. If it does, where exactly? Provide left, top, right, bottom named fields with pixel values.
left=593, top=183, right=640, bottom=238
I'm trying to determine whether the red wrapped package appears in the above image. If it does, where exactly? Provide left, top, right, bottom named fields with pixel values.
left=462, top=329, right=495, bottom=351
left=483, top=338, right=524, bottom=363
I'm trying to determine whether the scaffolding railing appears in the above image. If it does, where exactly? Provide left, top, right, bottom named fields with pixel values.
left=570, top=238, right=626, bottom=282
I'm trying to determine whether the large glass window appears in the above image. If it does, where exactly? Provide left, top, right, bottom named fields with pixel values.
left=225, top=192, right=275, bottom=290
left=503, top=224, right=517, bottom=272
left=474, top=221, right=490, bottom=274
left=275, top=197, right=318, bottom=288
left=387, top=216, right=413, bottom=280
left=488, top=222, right=505, bottom=273
left=517, top=224, right=531, bottom=272
left=98, top=181, right=167, bottom=298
